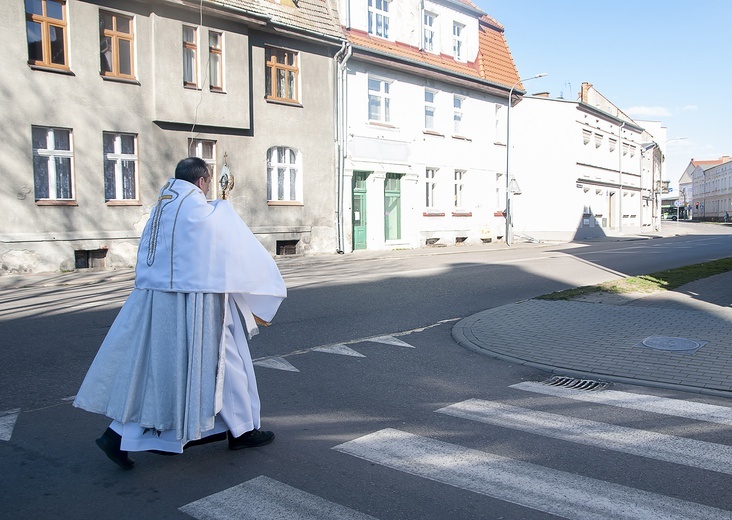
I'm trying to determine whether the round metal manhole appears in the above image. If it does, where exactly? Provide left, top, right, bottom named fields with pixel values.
left=640, top=336, right=701, bottom=352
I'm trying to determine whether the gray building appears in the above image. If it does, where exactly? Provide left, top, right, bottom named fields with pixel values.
left=2, top=0, right=343, bottom=274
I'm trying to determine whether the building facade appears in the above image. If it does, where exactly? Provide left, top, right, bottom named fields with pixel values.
left=510, top=83, right=663, bottom=241
left=2, top=0, right=342, bottom=274
left=690, top=157, right=732, bottom=221
left=335, top=0, right=522, bottom=251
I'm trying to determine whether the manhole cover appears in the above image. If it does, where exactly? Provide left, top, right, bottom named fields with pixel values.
left=636, top=336, right=706, bottom=353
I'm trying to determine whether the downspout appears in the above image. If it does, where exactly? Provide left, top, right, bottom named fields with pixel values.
left=419, top=0, right=424, bottom=51
left=334, top=41, right=352, bottom=253
left=618, top=121, right=625, bottom=232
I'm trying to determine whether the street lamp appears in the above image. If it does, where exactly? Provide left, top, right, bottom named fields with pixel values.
left=505, top=73, right=547, bottom=245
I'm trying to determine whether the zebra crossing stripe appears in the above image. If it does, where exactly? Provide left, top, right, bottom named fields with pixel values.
left=333, top=428, right=730, bottom=520
left=511, top=382, right=732, bottom=425
left=365, top=336, right=414, bottom=348
left=253, top=357, right=300, bottom=372
left=179, top=475, right=377, bottom=520
left=0, top=408, right=20, bottom=441
left=312, top=345, right=366, bottom=357
left=436, top=399, right=732, bottom=475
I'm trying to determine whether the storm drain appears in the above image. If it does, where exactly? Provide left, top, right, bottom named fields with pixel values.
left=634, top=336, right=707, bottom=355
left=541, top=375, right=609, bottom=391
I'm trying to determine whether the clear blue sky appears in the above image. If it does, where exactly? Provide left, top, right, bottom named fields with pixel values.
left=478, top=1, right=731, bottom=187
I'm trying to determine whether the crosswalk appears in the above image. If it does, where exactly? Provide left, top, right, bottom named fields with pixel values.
left=181, top=381, right=732, bottom=519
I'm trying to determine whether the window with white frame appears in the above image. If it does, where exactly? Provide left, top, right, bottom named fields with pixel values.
left=608, top=138, right=616, bottom=152
left=267, top=146, right=302, bottom=202
left=188, top=138, right=217, bottom=199
left=423, top=12, right=436, bottom=52
left=454, top=170, right=465, bottom=208
left=32, top=126, right=74, bottom=201
left=452, top=22, right=464, bottom=61
left=495, top=104, right=506, bottom=144
left=453, top=95, right=465, bottom=135
left=26, top=0, right=68, bottom=70
left=182, top=25, right=198, bottom=88
left=99, top=10, right=134, bottom=79
left=103, top=132, right=137, bottom=201
left=368, top=77, right=391, bottom=123
left=425, top=168, right=437, bottom=207
left=209, top=31, right=223, bottom=91
left=424, top=89, right=437, bottom=130
left=368, top=0, right=389, bottom=39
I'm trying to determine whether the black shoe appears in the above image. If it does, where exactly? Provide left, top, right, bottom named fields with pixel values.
left=95, top=428, right=135, bottom=469
left=227, top=429, right=275, bottom=450
left=185, top=431, right=227, bottom=450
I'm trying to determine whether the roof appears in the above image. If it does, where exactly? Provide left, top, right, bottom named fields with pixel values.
left=345, top=17, right=520, bottom=91
left=212, top=0, right=343, bottom=40
left=691, top=157, right=732, bottom=169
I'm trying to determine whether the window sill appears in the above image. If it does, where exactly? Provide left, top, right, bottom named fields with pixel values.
left=36, top=200, right=78, bottom=206
left=210, top=87, right=226, bottom=94
left=101, top=75, right=140, bottom=86
left=368, top=121, right=397, bottom=129
left=265, top=97, right=302, bottom=108
left=452, top=134, right=472, bottom=142
left=423, top=211, right=445, bottom=217
left=29, top=64, right=74, bottom=76
left=423, top=130, right=445, bottom=138
left=452, top=211, right=473, bottom=217
left=268, top=200, right=304, bottom=206
left=106, top=200, right=142, bottom=206
left=494, top=141, right=506, bottom=147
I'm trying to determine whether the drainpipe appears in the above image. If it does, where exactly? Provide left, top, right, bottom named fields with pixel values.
left=618, top=121, right=625, bottom=232
left=334, top=41, right=352, bottom=253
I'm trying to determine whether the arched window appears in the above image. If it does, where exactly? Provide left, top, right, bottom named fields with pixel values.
left=267, top=146, right=302, bottom=202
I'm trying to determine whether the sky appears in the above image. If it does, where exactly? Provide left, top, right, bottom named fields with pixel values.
left=477, top=1, right=731, bottom=190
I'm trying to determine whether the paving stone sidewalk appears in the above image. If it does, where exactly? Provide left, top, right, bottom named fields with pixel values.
left=453, top=271, right=732, bottom=397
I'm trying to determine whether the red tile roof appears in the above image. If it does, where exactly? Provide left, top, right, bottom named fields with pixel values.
left=692, top=157, right=732, bottom=167
left=345, top=17, right=520, bottom=91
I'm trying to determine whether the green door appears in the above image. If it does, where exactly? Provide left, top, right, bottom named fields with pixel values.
left=352, top=172, right=368, bottom=250
left=384, top=173, right=401, bottom=241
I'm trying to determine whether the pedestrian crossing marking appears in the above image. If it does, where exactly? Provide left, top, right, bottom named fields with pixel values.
left=179, top=475, right=377, bottom=520
left=253, top=357, right=300, bottom=372
left=0, top=408, right=20, bottom=441
left=312, top=344, right=366, bottom=357
left=334, top=428, right=730, bottom=519
left=511, top=381, right=732, bottom=425
left=437, top=399, right=732, bottom=475
left=365, top=335, right=414, bottom=348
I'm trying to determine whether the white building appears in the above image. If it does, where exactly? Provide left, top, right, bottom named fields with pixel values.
left=689, top=157, right=732, bottom=220
left=509, top=83, right=663, bottom=241
left=336, top=0, right=522, bottom=250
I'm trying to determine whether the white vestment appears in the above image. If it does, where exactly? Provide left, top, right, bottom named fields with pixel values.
left=73, top=178, right=286, bottom=453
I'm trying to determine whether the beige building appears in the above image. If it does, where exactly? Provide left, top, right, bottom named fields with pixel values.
left=2, top=0, right=343, bottom=274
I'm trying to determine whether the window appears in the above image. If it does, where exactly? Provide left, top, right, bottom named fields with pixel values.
left=182, top=25, right=198, bottom=88
left=425, top=168, right=437, bottom=207
left=103, top=132, right=138, bottom=201
left=209, top=31, right=223, bottom=91
left=608, top=138, right=616, bottom=153
left=453, top=95, right=464, bottom=135
left=582, top=129, right=591, bottom=145
left=495, top=104, right=506, bottom=144
left=424, top=89, right=437, bottom=130
left=368, top=77, right=391, bottom=123
left=267, top=146, right=302, bottom=202
left=368, top=0, right=389, bottom=39
left=594, top=133, right=602, bottom=148
left=452, top=22, right=464, bottom=61
left=26, top=0, right=68, bottom=69
left=188, top=139, right=217, bottom=200
left=100, top=10, right=134, bottom=79
left=454, top=170, right=465, bottom=208
left=32, top=126, right=74, bottom=201
left=423, top=12, right=436, bottom=52
left=265, top=47, right=299, bottom=103
left=384, top=173, right=401, bottom=240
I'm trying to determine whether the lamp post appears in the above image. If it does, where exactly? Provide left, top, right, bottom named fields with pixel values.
left=505, top=73, right=547, bottom=245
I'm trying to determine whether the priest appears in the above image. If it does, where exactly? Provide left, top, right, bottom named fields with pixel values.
left=74, top=157, right=287, bottom=469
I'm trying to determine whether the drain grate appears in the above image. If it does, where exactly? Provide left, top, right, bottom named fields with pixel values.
left=541, top=375, right=609, bottom=391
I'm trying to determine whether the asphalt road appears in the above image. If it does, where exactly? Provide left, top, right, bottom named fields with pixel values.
left=3, top=223, right=732, bottom=518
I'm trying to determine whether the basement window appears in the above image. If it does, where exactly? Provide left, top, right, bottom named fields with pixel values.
left=276, top=240, right=298, bottom=255
left=75, top=249, right=107, bottom=269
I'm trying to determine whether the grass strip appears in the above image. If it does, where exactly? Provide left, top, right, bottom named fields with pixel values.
left=538, top=257, right=732, bottom=301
